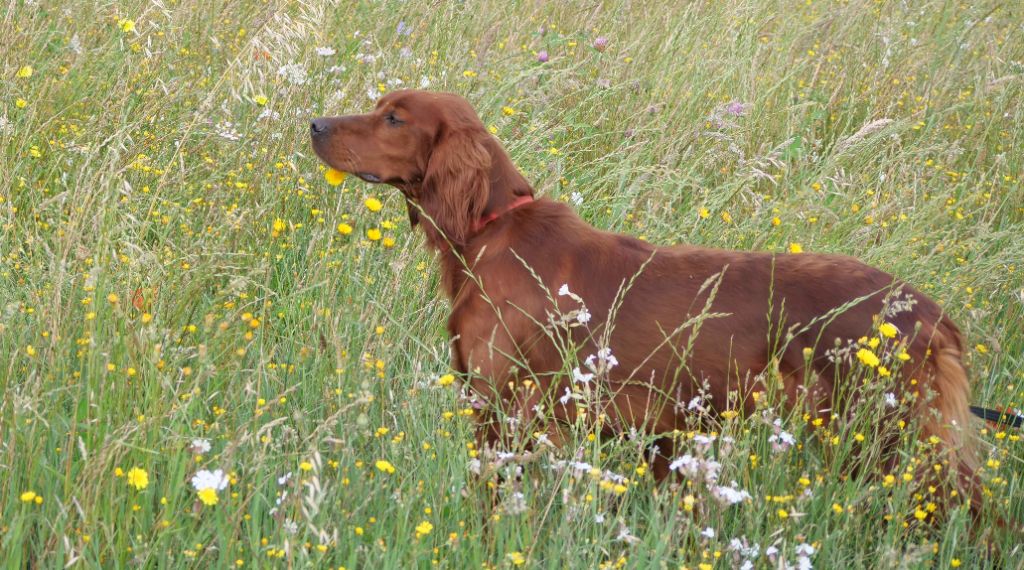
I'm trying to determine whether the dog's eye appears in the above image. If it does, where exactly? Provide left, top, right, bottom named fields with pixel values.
left=385, top=112, right=402, bottom=126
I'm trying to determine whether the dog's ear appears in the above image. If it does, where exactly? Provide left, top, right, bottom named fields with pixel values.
left=419, top=127, right=491, bottom=246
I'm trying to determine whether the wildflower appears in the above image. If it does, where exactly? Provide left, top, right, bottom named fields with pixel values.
left=107, top=293, right=119, bottom=304
left=272, top=218, right=286, bottom=233
left=537, top=50, right=549, bottom=63
left=325, top=168, right=347, bottom=186
left=884, top=392, right=898, bottom=407
left=191, top=469, right=229, bottom=506
left=507, top=552, right=526, bottom=566
left=375, top=460, right=396, bottom=474
left=437, top=374, right=455, bottom=387
left=721, top=211, right=733, bottom=223
left=593, top=36, right=609, bottom=51
left=415, top=520, right=433, bottom=537
left=364, top=197, right=383, bottom=212
left=366, top=228, right=382, bottom=241
left=299, top=461, right=313, bottom=472
left=26, top=345, right=36, bottom=357
left=126, top=467, right=149, bottom=490
left=315, top=46, right=336, bottom=56
left=119, top=19, right=135, bottom=33
left=254, top=95, right=268, bottom=106
left=337, top=223, right=353, bottom=235
left=878, top=366, right=891, bottom=377
left=789, top=243, right=803, bottom=254
left=879, top=322, right=899, bottom=338
left=16, top=98, right=27, bottom=108
left=725, top=101, right=750, bottom=116
left=16, top=65, right=33, bottom=78
left=856, top=348, right=880, bottom=367
left=975, top=343, right=988, bottom=354
left=191, top=438, right=211, bottom=453
left=20, top=491, right=37, bottom=503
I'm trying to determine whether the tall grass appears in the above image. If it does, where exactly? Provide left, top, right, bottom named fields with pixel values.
left=1, top=0, right=1021, bottom=567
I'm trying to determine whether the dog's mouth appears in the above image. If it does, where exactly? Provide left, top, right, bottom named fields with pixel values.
left=356, top=172, right=381, bottom=183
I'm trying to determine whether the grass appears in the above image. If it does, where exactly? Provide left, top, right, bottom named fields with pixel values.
left=2, top=0, right=1023, bottom=567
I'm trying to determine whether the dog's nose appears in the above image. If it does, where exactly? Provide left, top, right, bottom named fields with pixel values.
left=310, top=118, right=330, bottom=136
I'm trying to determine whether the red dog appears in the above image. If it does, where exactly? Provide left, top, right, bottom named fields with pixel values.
left=311, top=90, right=980, bottom=509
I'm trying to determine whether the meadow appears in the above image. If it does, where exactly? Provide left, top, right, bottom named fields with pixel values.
left=2, top=0, right=1023, bottom=567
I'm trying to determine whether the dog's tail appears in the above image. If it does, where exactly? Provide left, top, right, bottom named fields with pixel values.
left=918, top=317, right=983, bottom=512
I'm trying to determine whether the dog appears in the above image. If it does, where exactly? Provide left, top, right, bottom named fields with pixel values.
left=311, top=89, right=982, bottom=512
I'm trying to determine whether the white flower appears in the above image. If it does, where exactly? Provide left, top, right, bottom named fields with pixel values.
left=572, top=367, right=594, bottom=384
left=559, top=387, right=580, bottom=405
left=595, top=512, right=605, bottom=523
left=688, top=396, right=704, bottom=410
left=315, top=46, right=336, bottom=56
left=558, top=284, right=571, bottom=296
left=191, top=438, right=211, bottom=453
left=795, top=543, right=816, bottom=557
left=277, top=472, right=292, bottom=486
left=496, top=451, right=516, bottom=461
left=570, top=191, right=583, bottom=206
left=616, top=525, right=640, bottom=544
left=740, top=562, right=754, bottom=570
left=712, top=482, right=752, bottom=505
left=701, top=527, right=715, bottom=539
left=884, top=392, right=898, bottom=407
left=576, top=308, right=592, bottom=324
left=276, top=63, right=308, bottom=85
left=191, top=468, right=228, bottom=491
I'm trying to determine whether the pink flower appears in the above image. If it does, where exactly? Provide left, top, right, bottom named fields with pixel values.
left=593, top=37, right=608, bottom=52
left=537, top=50, right=549, bottom=63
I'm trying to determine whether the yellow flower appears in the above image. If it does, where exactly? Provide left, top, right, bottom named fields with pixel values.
left=299, top=461, right=313, bottom=472
left=382, top=237, right=396, bottom=248
left=197, top=488, right=219, bottom=506
left=507, top=552, right=525, bottom=566
left=375, top=460, right=395, bottom=474
left=16, top=98, right=28, bottom=108
left=119, top=19, right=136, bottom=33
left=254, top=94, right=268, bottom=106
left=126, top=467, right=149, bottom=490
left=415, top=520, right=433, bottom=537
left=107, top=293, right=119, bottom=304
left=897, top=350, right=911, bottom=361
left=777, top=508, right=789, bottom=519
left=26, top=345, right=36, bottom=357
left=975, top=343, right=988, bottom=354
left=877, top=366, right=891, bottom=377
left=788, top=243, right=803, bottom=254
left=364, top=197, right=383, bottom=212
left=141, top=313, right=153, bottom=324
left=698, top=207, right=710, bottom=219
left=20, top=491, right=37, bottom=503
left=502, top=106, right=516, bottom=116
left=856, top=348, right=880, bottom=368
left=16, top=65, right=33, bottom=78
left=325, top=168, right=347, bottom=186
left=366, top=228, right=382, bottom=241
left=879, top=322, right=899, bottom=338
left=914, top=508, right=927, bottom=521
left=272, top=218, right=287, bottom=233
left=437, top=374, right=455, bottom=387
left=721, top=211, right=733, bottom=224
left=337, top=223, right=353, bottom=235
left=951, top=559, right=961, bottom=568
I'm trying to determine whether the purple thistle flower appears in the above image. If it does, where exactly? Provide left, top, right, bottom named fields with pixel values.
left=725, top=101, right=750, bottom=116
left=537, top=50, right=549, bottom=63
left=593, top=36, right=608, bottom=52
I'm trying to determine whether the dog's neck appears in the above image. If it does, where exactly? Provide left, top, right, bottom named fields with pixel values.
left=481, top=136, right=533, bottom=218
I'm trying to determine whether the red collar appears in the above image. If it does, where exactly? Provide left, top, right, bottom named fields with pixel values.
left=471, top=195, right=534, bottom=233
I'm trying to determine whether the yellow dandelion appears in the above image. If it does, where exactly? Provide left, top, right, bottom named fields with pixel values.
left=254, top=95, right=268, bottom=106
left=16, top=98, right=28, bottom=108
left=197, top=488, right=218, bottom=506
left=366, top=228, right=382, bottom=241
left=119, top=19, right=135, bottom=33
left=364, top=197, right=383, bottom=212
left=20, top=491, right=37, bottom=503
left=879, top=322, right=899, bottom=338
left=299, top=461, right=313, bottom=472
left=16, top=65, right=33, bottom=78
left=337, top=223, right=353, bottom=235
left=856, top=348, right=880, bottom=367
left=415, top=520, right=433, bottom=537
left=375, top=459, right=395, bottom=474
left=126, top=467, right=149, bottom=490
left=789, top=243, right=803, bottom=254
left=507, top=552, right=526, bottom=566
left=698, top=207, right=710, bottom=219
left=437, top=374, right=455, bottom=387
left=325, top=168, right=347, bottom=186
